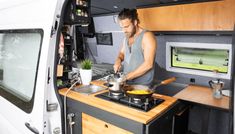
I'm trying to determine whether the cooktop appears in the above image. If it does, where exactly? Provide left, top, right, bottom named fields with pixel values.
left=95, top=92, right=164, bottom=112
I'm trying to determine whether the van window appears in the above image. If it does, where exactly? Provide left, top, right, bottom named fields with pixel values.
left=0, top=29, right=43, bottom=113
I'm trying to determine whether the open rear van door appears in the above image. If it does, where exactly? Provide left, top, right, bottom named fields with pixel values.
left=0, top=0, right=65, bottom=133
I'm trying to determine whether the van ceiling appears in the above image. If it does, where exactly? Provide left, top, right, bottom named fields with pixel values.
left=90, top=0, right=220, bottom=16
left=91, top=0, right=158, bottom=16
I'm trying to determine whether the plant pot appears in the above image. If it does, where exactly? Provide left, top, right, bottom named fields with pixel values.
left=80, top=68, right=92, bottom=85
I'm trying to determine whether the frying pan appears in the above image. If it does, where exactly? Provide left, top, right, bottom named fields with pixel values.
left=125, top=77, right=176, bottom=99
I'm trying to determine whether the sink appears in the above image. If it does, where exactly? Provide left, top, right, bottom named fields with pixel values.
left=73, top=85, right=107, bottom=95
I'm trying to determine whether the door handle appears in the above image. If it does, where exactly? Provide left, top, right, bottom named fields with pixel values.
left=25, top=122, right=39, bottom=134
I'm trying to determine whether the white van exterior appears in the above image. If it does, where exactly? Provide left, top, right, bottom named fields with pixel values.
left=0, top=0, right=65, bottom=133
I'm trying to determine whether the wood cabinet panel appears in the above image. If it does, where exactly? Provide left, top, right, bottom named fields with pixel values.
left=138, top=0, right=235, bottom=31
left=82, top=113, right=133, bottom=134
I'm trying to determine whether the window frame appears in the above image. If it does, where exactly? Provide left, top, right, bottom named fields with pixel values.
left=0, top=29, right=43, bottom=113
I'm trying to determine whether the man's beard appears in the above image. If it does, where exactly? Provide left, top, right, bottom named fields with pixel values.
left=125, top=27, right=136, bottom=38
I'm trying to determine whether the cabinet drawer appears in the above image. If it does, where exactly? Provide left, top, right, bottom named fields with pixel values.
left=82, top=113, right=133, bottom=134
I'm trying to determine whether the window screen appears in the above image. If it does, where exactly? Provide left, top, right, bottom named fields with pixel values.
left=171, top=47, right=229, bottom=73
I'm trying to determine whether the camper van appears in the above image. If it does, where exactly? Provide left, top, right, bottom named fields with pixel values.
left=0, top=0, right=234, bottom=134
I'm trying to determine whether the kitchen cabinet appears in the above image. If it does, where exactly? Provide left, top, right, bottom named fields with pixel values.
left=80, top=103, right=189, bottom=134
left=65, top=98, right=181, bottom=134
left=61, top=89, right=188, bottom=134
left=138, top=0, right=235, bottom=31
left=65, top=98, right=144, bottom=134
left=173, top=104, right=189, bottom=134
left=82, top=113, right=133, bottom=134
left=146, top=101, right=189, bottom=134
left=174, top=85, right=230, bottom=134
left=146, top=107, right=175, bottom=134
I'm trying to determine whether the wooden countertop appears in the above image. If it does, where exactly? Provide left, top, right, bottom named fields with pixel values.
left=59, top=80, right=178, bottom=124
left=174, top=85, right=230, bottom=110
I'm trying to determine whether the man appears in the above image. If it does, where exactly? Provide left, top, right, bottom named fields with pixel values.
left=113, top=8, right=157, bottom=86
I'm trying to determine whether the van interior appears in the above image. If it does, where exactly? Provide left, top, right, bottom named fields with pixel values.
left=0, top=0, right=234, bottom=134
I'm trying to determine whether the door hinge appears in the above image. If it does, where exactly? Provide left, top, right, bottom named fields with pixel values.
left=46, top=100, right=58, bottom=112
left=50, top=26, right=55, bottom=37
left=51, top=20, right=58, bottom=37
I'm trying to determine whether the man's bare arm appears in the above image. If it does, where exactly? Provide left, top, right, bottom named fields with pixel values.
left=113, top=43, right=125, bottom=73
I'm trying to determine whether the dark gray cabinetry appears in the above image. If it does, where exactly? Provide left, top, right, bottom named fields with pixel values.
left=65, top=97, right=189, bottom=134
left=146, top=102, right=189, bottom=134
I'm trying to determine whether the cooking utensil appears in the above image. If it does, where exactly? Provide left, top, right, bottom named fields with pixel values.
left=209, top=79, right=224, bottom=99
left=125, top=77, right=176, bottom=99
left=103, top=72, right=125, bottom=93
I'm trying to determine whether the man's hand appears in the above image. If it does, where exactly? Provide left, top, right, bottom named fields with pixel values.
left=120, top=74, right=127, bottom=83
left=113, top=59, right=122, bottom=73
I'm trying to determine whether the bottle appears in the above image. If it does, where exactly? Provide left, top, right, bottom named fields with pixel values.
left=81, top=10, right=84, bottom=17
left=58, top=34, right=64, bottom=60
left=79, top=0, right=83, bottom=5
left=84, top=11, right=88, bottom=17
left=83, top=1, right=87, bottom=7
left=76, top=0, right=79, bottom=5
left=76, top=9, right=82, bottom=16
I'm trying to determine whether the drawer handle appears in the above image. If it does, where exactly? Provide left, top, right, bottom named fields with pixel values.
left=104, top=124, right=108, bottom=128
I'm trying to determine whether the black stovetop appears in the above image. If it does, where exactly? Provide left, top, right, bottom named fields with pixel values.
left=95, top=92, right=164, bottom=112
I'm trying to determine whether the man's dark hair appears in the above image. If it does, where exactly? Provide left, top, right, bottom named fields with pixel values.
left=118, top=8, right=140, bottom=24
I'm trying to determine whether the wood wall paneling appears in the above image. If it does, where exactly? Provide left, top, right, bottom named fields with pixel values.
left=137, top=0, right=235, bottom=31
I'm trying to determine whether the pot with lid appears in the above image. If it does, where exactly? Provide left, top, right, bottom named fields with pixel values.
left=104, top=73, right=125, bottom=93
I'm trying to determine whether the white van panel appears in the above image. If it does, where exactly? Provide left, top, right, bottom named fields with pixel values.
left=0, top=0, right=63, bottom=133
left=0, top=97, right=33, bottom=134
left=0, top=0, right=57, bottom=30
left=0, top=113, right=24, bottom=134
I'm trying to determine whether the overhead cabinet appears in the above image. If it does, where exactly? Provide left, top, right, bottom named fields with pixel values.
left=138, top=0, right=235, bottom=31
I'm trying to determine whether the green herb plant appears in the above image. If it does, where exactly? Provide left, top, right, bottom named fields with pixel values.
left=81, top=59, right=92, bottom=70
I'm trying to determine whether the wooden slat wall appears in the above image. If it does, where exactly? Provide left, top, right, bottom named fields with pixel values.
left=137, top=0, right=235, bottom=31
